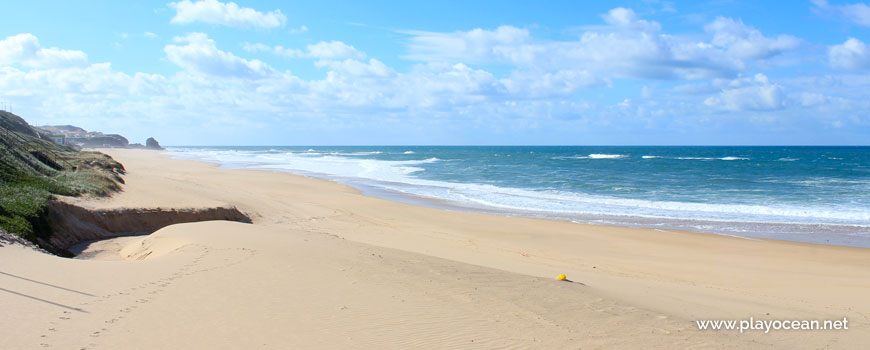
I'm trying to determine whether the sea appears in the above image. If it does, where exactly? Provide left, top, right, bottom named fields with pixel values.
left=166, top=146, right=870, bottom=248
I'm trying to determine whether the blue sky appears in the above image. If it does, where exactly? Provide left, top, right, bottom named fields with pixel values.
left=1, top=0, right=869, bottom=145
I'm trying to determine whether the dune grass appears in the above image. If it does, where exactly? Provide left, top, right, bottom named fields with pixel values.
left=0, top=114, right=125, bottom=244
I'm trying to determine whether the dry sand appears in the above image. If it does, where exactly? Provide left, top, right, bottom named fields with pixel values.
left=1, top=148, right=868, bottom=349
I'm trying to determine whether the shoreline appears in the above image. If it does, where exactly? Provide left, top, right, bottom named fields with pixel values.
left=165, top=147, right=870, bottom=248
left=170, top=149, right=869, bottom=250
left=321, top=181, right=870, bottom=248
left=3, top=148, right=869, bottom=348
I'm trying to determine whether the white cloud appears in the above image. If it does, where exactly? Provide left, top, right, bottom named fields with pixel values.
left=169, top=0, right=286, bottom=29
left=314, top=58, right=393, bottom=77
left=0, top=33, right=89, bottom=69
left=306, top=41, right=366, bottom=60
left=812, top=0, right=870, bottom=26
left=799, top=92, right=829, bottom=106
left=403, top=25, right=531, bottom=64
left=601, top=7, right=662, bottom=32
left=500, top=69, right=606, bottom=98
left=2, top=19, right=867, bottom=145
left=704, top=17, right=801, bottom=59
left=241, top=42, right=271, bottom=53
left=387, top=63, right=502, bottom=109
left=244, top=40, right=365, bottom=60
left=829, top=38, right=870, bottom=70
left=165, top=33, right=275, bottom=78
left=289, top=25, right=308, bottom=35
left=401, top=8, right=784, bottom=81
left=704, top=73, right=786, bottom=111
left=144, top=32, right=159, bottom=39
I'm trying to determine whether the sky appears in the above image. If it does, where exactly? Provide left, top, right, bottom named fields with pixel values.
left=1, top=0, right=869, bottom=145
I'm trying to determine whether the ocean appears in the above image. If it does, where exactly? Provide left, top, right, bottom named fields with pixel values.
left=166, top=146, right=870, bottom=247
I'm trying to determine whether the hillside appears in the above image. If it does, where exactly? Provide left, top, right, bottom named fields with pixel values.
left=0, top=111, right=39, bottom=137
left=0, top=111, right=126, bottom=253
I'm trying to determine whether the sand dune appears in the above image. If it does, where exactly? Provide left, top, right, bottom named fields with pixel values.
left=2, top=222, right=764, bottom=349
left=2, top=149, right=868, bottom=349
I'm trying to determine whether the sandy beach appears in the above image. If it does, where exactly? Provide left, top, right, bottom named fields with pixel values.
left=2, top=148, right=868, bottom=349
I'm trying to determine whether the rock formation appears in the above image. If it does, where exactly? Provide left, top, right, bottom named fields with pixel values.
left=145, top=137, right=163, bottom=150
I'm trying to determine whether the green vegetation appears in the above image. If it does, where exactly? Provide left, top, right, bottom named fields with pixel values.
left=0, top=111, right=125, bottom=245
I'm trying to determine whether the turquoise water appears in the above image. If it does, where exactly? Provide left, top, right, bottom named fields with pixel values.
left=167, top=146, right=870, bottom=247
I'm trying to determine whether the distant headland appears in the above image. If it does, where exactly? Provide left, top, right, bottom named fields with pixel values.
left=35, top=124, right=163, bottom=150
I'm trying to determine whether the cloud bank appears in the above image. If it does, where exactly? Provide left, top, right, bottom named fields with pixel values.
left=0, top=6, right=867, bottom=144
left=169, top=0, right=286, bottom=29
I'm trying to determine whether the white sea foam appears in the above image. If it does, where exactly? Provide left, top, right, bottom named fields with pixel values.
left=675, top=156, right=748, bottom=161
left=331, top=151, right=383, bottom=156
left=642, top=155, right=661, bottom=159
left=588, top=154, right=627, bottom=159
left=551, top=155, right=588, bottom=160
left=403, top=151, right=415, bottom=154
left=553, top=154, right=627, bottom=160
left=791, top=178, right=870, bottom=187
left=440, top=185, right=869, bottom=223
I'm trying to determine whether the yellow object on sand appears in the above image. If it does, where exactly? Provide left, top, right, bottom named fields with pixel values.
left=557, top=274, right=567, bottom=281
